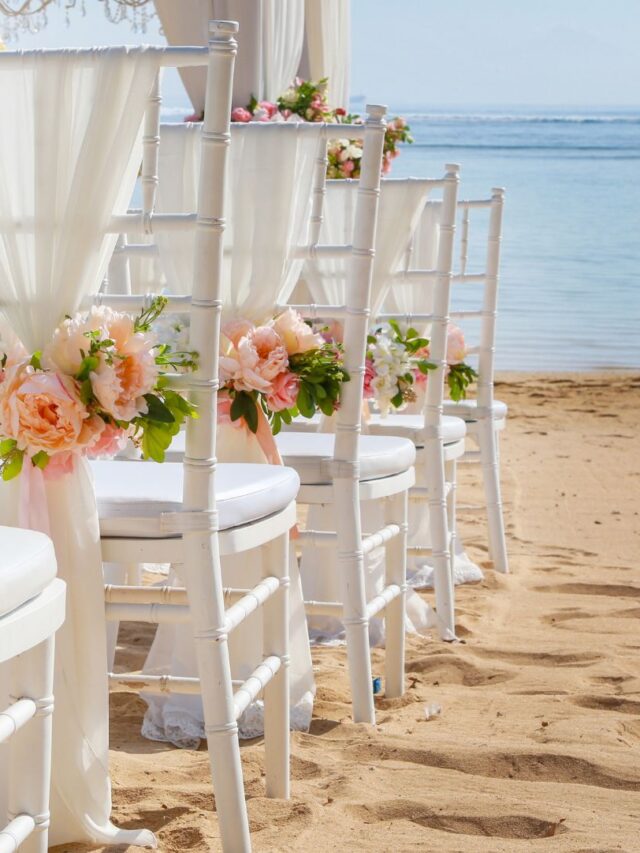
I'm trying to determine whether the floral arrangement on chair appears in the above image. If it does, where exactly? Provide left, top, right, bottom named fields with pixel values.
left=363, top=320, right=478, bottom=415
left=0, top=297, right=198, bottom=480
left=230, top=77, right=413, bottom=178
left=219, top=308, right=348, bottom=436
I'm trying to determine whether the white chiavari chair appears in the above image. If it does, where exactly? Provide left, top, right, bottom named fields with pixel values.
left=268, top=111, right=421, bottom=724
left=315, top=170, right=464, bottom=641
left=107, top=104, right=404, bottom=725
left=86, top=22, right=302, bottom=852
left=444, top=189, right=508, bottom=573
left=0, top=528, right=65, bottom=853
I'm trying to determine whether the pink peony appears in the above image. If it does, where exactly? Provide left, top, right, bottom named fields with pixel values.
left=266, top=371, right=299, bottom=412
left=231, top=107, right=252, bottom=123
left=87, top=422, right=129, bottom=459
left=0, top=364, right=104, bottom=458
left=44, top=306, right=159, bottom=422
left=259, top=100, right=278, bottom=118
left=446, top=324, right=467, bottom=365
left=223, top=318, right=254, bottom=348
left=342, top=159, right=355, bottom=174
left=271, top=309, right=324, bottom=355
left=220, top=325, right=288, bottom=393
left=363, top=358, right=376, bottom=398
left=43, top=451, right=76, bottom=481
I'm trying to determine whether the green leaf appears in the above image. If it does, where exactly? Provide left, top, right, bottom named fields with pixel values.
left=390, top=392, right=404, bottom=409
left=31, top=450, right=50, bottom=470
left=0, top=438, right=17, bottom=456
left=76, top=355, right=100, bottom=382
left=29, top=350, right=42, bottom=370
left=143, top=393, right=176, bottom=424
left=2, top=450, right=23, bottom=481
left=140, top=421, right=173, bottom=462
left=296, top=382, right=315, bottom=418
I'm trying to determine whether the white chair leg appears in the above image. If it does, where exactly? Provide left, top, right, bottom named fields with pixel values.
left=478, top=417, right=509, bottom=573
left=383, top=490, right=407, bottom=698
left=425, top=437, right=456, bottom=641
left=445, top=457, right=458, bottom=580
left=182, top=539, right=251, bottom=853
left=7, top=636, right=55, bottom=853
left=104, top=563, right=127, bottom=670
left=334, top=482, right=375, bottom=724
left=261, top=532, right=290, bottom=799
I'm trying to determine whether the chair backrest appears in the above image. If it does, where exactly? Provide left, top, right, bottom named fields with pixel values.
left=391, top=187, right=505, bottom=412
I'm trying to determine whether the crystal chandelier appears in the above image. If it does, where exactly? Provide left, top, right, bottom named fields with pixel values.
left=0, top=0, right=157, bottom=40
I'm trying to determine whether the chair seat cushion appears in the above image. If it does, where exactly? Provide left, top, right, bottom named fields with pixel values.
left=275, top=432, right=415, bottom=485
left=0, top=526, right=57, bottom=618
left=92, top=461, right=300, bottom=539
left=443, top=398, right=508, bottom=422
left=365, top=413, right=466, bottom=445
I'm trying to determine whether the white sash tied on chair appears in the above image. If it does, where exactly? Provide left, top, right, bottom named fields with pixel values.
left=141, top=122, right=323, bottom=746
left=0, top=48, right=159, bottom=847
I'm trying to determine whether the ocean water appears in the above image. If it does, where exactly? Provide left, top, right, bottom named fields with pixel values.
left=387, top=107, right=640, bottom=370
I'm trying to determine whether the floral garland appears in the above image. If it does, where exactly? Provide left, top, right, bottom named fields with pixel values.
left=0, top=297, right=197, bottom=481
left=362, top=320, right=478, bottom=415
left=229, top=77, right=413, bottom=179
left=219, top=309, right=348, bottom=435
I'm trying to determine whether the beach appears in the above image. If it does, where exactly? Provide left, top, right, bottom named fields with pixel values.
left=52, top=370, right=640, bottom=852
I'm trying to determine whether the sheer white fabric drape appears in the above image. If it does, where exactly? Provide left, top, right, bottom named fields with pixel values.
left=303, top=0, right=350, bottom=108
left=303, top=178, right=431, bottom=316
left=0, top=48, right=158, bottom=848
left=263, top=0, right=305, bottom=101
left=142, top=122, right=325, bottom=746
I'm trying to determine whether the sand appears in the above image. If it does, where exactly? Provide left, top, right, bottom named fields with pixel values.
left=56, top=371, right=640, bottom=853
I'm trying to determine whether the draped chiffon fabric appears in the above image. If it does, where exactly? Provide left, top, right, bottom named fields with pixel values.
left=0, top=48, right=159, bottom=847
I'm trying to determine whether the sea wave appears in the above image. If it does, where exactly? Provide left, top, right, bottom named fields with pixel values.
left=399, top=113, right=640, bottom=124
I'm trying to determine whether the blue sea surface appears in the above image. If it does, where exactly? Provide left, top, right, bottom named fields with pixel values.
left=386, top=106, right=640, bottom=370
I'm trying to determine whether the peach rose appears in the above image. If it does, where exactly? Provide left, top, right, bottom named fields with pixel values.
left=0, top=364, right=104, bottom=457
left=222, top=318, right=254, bottom=348
left=220, top=325, right=288, bottom=393
left=446, top=324, right=467, bottom=365
left=43, top=306, right=112, bottom=376
left=271, top=309, right=324, bottom=355
left=266, top=371, right=299, bottom=412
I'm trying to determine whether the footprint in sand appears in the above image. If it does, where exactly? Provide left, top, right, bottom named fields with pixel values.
left=343, top=743, right=640, bottom=792
left=535, top=582, right=640, bottom=599
left=469, top=647, right=602, bottom=668
left=570, top=696, right=640, bottom=715
left=344, top=800, right=567, bottom=839
left=407, top=652, right=513, bottom=687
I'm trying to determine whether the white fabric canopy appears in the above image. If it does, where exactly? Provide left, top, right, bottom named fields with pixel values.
left=0, top=48, right=158, bottom=847
left=263, top=0, right=305, bottom=101
left=140, top=121, right=325, bottom=746
left=153, top=0, right=305, bottom=109
left=303, top=0, right=350, bottom=108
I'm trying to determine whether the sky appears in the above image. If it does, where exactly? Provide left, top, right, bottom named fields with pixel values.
left=6, top=0, right=640, bottom=110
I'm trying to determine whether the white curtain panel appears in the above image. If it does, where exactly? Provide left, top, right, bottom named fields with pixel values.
left=0, top=48, right=158, bottom=848
left=156, top=122, right=324, bottom=320
left=304, top=0, right=350, bottom=108
left=303, top=178, right=433, bottom=316
left=263, top=0, right=305, bottom=100
left=384, top=198, right=443, bottom=315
